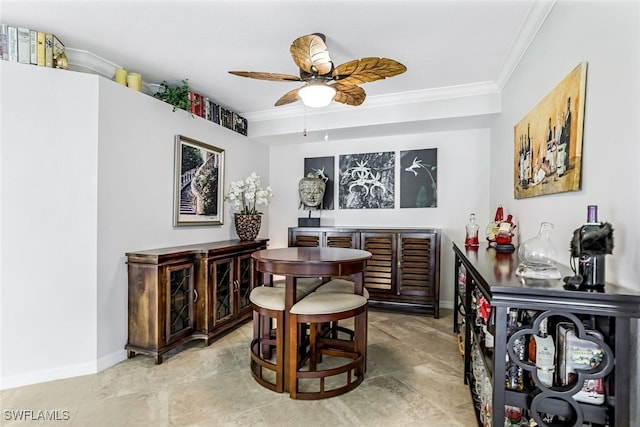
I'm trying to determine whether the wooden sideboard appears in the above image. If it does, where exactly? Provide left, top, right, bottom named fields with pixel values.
left=125, top=239, right=268, bottom=363
left=288, top=227, right=441, bottom=317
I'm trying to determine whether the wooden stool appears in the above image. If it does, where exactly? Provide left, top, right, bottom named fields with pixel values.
left=313, top=278, right=369, bottom=354
left=272, top=277, right=323, bottom=297
left=314, top=278, right=370, bottom=298
left=249, top=286, right=285, bottom=392
left=288, top=291, right=368, bottom=400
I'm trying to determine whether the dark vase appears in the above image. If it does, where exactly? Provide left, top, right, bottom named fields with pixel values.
left=234, top=214, right=262, bottom=241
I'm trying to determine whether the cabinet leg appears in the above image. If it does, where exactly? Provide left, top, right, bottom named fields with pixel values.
left=127, top=350, right=136, bottom=359
left=154, top=355, right=163, bottom=365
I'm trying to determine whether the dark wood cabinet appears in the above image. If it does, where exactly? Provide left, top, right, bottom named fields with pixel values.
left=126, top=239, right=268, bottom=363
left=288, top=227, right=441, bottom=317
left=453, top=241, right=640, bottom=427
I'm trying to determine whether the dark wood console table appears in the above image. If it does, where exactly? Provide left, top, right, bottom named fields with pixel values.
left=453, top=241, right=640, bottom=426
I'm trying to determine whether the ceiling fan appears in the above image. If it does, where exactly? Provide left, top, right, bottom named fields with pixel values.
left=229, top=33, right=407, bottom=108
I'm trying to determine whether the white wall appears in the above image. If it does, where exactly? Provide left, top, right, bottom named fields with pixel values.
left=490, top=1, right=640, bottom=423
left=95, top=76, right=269, bottom=366
left=490, top=1, right=640, bottom=289
left=1, top=62, right=99, bottom=388
left=0, top=61, right=270, bottom=389
left=267, top=129, right=492, bottom=308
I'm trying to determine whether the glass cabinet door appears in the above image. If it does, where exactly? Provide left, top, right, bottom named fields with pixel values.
left=236, top=253, right=254, bottom=313
left=166, top=262, right=195, bottom=343
left=211, top=257, right=234, bottom=324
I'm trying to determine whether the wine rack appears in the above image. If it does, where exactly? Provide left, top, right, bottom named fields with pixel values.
left=453, top=242, right=640, bottom=427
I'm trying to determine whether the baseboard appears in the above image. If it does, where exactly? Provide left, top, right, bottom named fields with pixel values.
left=440, top=299, right=454, bottom=310
left=97, top=349, right=128, bottom=372
left=0, top=350, right=127, bottom=391
left=0, top=361, right=97, bottom=391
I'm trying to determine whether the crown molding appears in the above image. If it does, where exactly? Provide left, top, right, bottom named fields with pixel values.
left=495, top=0, right=557, bottom=90
left=243, top=81, right=501, bottom=123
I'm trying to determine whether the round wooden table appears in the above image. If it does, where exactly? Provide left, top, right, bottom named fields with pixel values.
left=251, top=247, right=372, bottom=395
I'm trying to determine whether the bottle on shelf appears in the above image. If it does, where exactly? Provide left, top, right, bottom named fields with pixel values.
left=504, top=405, right=523, bottom=425
left=527, top=317, right=555, bottom=387
left=465, top=213, right=480, bottom=247
left=577, top=205, right=606, bottom=288
left=484, top=308, right=494, bottom=355
left=505, top=309, right=525, bottom=391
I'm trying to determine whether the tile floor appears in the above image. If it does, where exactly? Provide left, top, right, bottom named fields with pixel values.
left=0, top=309, right=477, bottom=426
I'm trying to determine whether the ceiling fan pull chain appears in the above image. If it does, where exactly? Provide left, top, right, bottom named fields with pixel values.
left=303, top=107, right=307, bottom=137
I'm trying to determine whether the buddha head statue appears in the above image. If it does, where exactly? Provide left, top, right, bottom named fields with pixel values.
left=298, top=173, right=326, bottom=210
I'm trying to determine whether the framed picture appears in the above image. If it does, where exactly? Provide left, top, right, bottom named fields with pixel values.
left=173, top=135, right=225, bottom=226
left=400, top=148, right=438, bottom=208
left=304, top=156, right=334, bottom=210
left=338, top=152, right=395, bottom=209
left=514, top=62, right=587, bottom=199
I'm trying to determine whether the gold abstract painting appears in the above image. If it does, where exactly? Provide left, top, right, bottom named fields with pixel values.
left=514, top=62, right=587, bottom=199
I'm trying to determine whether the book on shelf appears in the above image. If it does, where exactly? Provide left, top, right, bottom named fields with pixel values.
left=29, top=29, right=37, bottom=64
left=221, top=108, right=234, bottom=129
left=189, top=91, right=197, bottom=115
left=0, top=24, right=7, bottom=60
left=44, top=33, right=53, bottom=67
left=233, top=113, right=248, bottom=136
left=7, top=26, right=18, bottom=62
left=204, top=97, right=211, bottom=121
left=17, top=27, right=30, bottom=64
left=211, top=102, right=220, bottom=124
left=196, top=94, right=204, bottom=117
left=36, top=32, right=45, bottom=66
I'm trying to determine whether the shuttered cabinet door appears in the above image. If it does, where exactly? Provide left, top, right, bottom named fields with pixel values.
left=360, top=231, right=396, bottom=295
left=397, top=233, right=435, bottom=297
left=397, top=232, right=440, bottom=317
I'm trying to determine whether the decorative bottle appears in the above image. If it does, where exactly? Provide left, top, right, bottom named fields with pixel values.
left=527, top=317, right=555, bottom=387
left=516, top=222, right=561, bottom=279
left=465, top=213, right=479, bottom=247
left=505, top=309, right=524, bottom=391
left=578, top=205, right=606, bottom=287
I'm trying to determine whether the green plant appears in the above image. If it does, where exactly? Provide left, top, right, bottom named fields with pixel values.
left=153, top=79, right=196, bottom=112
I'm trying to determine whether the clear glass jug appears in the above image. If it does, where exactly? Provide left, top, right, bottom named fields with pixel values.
left=516, top=222, right=561, bottom=279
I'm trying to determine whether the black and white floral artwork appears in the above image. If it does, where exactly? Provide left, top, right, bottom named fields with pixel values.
left=400, top=148, right=438, bottom=208
left=338, top=152, right=395, bottom=209
left=304, top=156, right=334, bottom=210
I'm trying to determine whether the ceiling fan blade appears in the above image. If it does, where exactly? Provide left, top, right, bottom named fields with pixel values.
left=332, top=57, right=407, bottom=85
left=274, top=87, right=301, bottom=106
left=290, top=34, right=333, bottom=76
left=332, top=82, right=366, bottom=106
left=228, top=71, right=301, bottom=82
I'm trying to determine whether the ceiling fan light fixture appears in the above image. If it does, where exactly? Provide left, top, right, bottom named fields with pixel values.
left=299, top=82, right=336, bottom=108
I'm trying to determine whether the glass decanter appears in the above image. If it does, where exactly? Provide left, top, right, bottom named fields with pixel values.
left=465, top=213, right=480, bottom=247
left=516, top=222, right=561, bottom=279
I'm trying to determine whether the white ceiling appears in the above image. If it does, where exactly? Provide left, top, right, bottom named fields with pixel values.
left=1, top=0, right=553, bottom=143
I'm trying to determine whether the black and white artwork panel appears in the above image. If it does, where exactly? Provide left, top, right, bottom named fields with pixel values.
left=338, top=152, right=395, bottom=209
left=400, top=148, right=438, bottom=208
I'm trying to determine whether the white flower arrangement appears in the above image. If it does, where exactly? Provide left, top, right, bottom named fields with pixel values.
left=226, top=172, right=273, bottom=215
